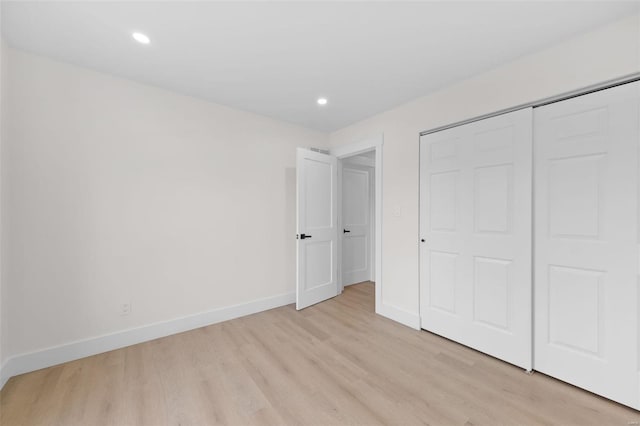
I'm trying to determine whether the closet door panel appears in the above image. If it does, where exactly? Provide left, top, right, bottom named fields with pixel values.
left=419, top=108, right=533, bottom=370
left=534, top=81, right=640, bottom=409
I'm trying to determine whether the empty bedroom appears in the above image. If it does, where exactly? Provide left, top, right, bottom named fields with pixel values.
left=1, top=1, right=640, bottom=425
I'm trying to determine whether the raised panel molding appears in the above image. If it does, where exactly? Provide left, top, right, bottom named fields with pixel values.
left=474, top=256, right=512, bottom=331
left=343, top=168, right=369, bottom=226
left=551, top=107, right=607, bottom=141
left=548, top=265, right=604, bottom=357
left=304, top=158, right=333, bottom=230
left=549, top=154, right=604, bottom=240
left=474, top=164, right=512, bottom=234
left=473, top=125, right=514, bottom=155
left=430, top=138, right=458, bottom=161
left=429, top=137, right=459, bottom=172
left=430, top=171, right=458, bottom=232
left=344, top=235, right=367, bottom=272
left=305, top=241, right=333, bottom=290
left=429, top=251, right=458, bottom=313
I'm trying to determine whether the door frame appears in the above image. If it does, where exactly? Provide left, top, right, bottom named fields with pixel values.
left=338, top=160, right=374, bottom=289
left=330, top=134, right=383, bottom=314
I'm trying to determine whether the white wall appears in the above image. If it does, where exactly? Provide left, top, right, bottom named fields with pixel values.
left=3, top=12, right=639, bottom=379
left=329, top=15, right=640, bottom=324
left=0, top=35, right=5, bottom=374
left=3, top=47, right=328, bottom=359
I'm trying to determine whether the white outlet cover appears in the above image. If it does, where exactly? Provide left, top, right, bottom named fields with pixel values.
left=120, top=302, right=131, bottom=316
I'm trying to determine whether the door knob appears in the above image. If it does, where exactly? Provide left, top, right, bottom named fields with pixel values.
left=299, top=234, right=312, bottom=239
left=343, top=229, right=351, bottom=233
left=421, top=238, right=425, bottom=242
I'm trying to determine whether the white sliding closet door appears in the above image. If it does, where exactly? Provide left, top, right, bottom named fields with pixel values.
left=534, top=82, right=640, bottom=409
left=419, top=108, right=533, bottom=370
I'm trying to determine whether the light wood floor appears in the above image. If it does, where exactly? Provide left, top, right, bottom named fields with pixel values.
left=1, top=282, right=638, bottom=425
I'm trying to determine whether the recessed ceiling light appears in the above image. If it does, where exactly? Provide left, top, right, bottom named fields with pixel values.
left=132, top=32, right=150, bottom=45
left=317, top=98, right=328, bottom=106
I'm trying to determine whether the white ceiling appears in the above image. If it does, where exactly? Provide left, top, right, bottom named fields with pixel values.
left=2, top=1, right=638, bottom=132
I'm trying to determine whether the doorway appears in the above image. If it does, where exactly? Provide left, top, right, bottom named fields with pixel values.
left=338, top=150, right=375, bottom=292
left=295, top=135, right=383, bottom=312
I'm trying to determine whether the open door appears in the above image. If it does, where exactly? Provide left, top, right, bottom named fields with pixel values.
left=341, top=162, right=373, bottom=286
left=296, top=148, right=339, bottom=309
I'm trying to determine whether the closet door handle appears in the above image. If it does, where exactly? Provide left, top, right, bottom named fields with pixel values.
left=343, top=229, right=351, bottom=233
left=299, top=234, right=312, bottom=240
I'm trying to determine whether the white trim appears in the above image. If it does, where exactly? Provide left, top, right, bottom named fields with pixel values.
left=420, top=72, right=640, bottom=137
left=370, top=167, right=376, bottom=282
left=378, top=303, right=421, bottom=330
left=337, top=159, right=344, bottom=293
left=0, top=291, right=295, bottom=390
left=330, top=134, right=385, bottom=322
left=342, top=155, right=375, bottom=168
left=331, top=134, right=383, bottom=158
left=0, top=359, right=9, bottom=390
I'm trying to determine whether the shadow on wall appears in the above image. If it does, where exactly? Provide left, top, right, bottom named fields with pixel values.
left=285, top=166, right=296, bottom=293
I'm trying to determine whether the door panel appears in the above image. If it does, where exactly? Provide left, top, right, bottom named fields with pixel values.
left=296, top=148, right=338, bottom=309
left=419, top=108, right=533, bottom=370
left=534, top=82, right=640, bottom=409
left=341, top=164, right=372, bottom=285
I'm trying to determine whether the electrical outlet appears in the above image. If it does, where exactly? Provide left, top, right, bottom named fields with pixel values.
left=120, top=302, right=131, bottom=316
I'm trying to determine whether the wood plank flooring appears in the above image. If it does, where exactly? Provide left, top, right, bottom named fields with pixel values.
left=1, top=282, right=639, bottom=425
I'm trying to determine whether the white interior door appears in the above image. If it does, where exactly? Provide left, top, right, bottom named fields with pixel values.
left=419, top=108, right=533, bottom=370
left=534, top=82, right=640, bottom=409
left=341, top=163, right=372, bottom=286
left=296, top=148, right=339, bottom=310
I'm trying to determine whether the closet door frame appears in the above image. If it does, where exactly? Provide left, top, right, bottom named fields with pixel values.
left=418, top=74, right=640, bottom=411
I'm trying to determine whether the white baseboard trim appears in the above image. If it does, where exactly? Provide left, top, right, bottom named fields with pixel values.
left=0, top=291, right=295, bottom=390
left=344, top=281, right=365, bottom=287
left=0, top=359, right=10, bottom=390
left=377, top=302, right=420, bottom=330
